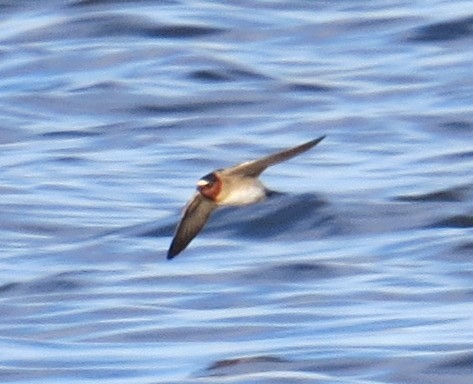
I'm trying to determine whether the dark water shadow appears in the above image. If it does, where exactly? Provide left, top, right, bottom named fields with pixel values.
left=394, top=184, right=471, bottom=203
left=137, top=186, right=471, bottom=246
left=406, top=15, right=473, bottom=42
left=198, top=350, right=473, bottom=383
left=197, top=353, right=381, bottom=381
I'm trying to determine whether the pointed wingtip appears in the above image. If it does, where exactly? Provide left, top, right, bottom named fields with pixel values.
left=167, top=237, right=187, bottom=260
left=301, top=135, right=326, bottom=151
left=312, top=135, right=326, bottom=145
left=167, top=242, right=178, bottom=260
left=298, top=135, right=326, bottom=153
left=167, top=246, right=179, bottom=260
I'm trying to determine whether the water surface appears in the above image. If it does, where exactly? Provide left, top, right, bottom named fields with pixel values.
left=0, top=1, right=472, bottom=383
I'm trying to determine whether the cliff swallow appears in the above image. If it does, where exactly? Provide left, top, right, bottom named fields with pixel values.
left=167, top=136, right=325, bottom=259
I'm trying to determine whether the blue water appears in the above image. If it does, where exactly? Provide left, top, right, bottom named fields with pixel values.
left=1, top=1, right=472, bottom=383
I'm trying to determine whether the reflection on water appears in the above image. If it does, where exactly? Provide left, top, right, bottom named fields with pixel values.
left=0, top=1, right=472, bottom=383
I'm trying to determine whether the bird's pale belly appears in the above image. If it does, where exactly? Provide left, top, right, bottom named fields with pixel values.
left=220, top=183, right=267, bottom=206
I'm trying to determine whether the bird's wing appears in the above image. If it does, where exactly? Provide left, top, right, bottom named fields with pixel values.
left=167, top=193, right=217, bottom=259
left=224, top=136, right=325, bottom=177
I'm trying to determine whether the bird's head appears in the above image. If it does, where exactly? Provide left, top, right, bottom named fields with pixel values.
left=197, top=171, right=222, bottom=201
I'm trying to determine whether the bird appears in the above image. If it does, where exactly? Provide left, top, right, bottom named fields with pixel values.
left=167, top=136, right=325, bottom=259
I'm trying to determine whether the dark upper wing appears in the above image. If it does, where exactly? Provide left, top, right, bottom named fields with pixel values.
left=224, top=136, right=325, bottom=177
left=167, top=193, right=216, bottom=259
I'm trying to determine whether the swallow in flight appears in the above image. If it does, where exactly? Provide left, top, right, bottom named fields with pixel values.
left=167, top=136, right=325, bottom=259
